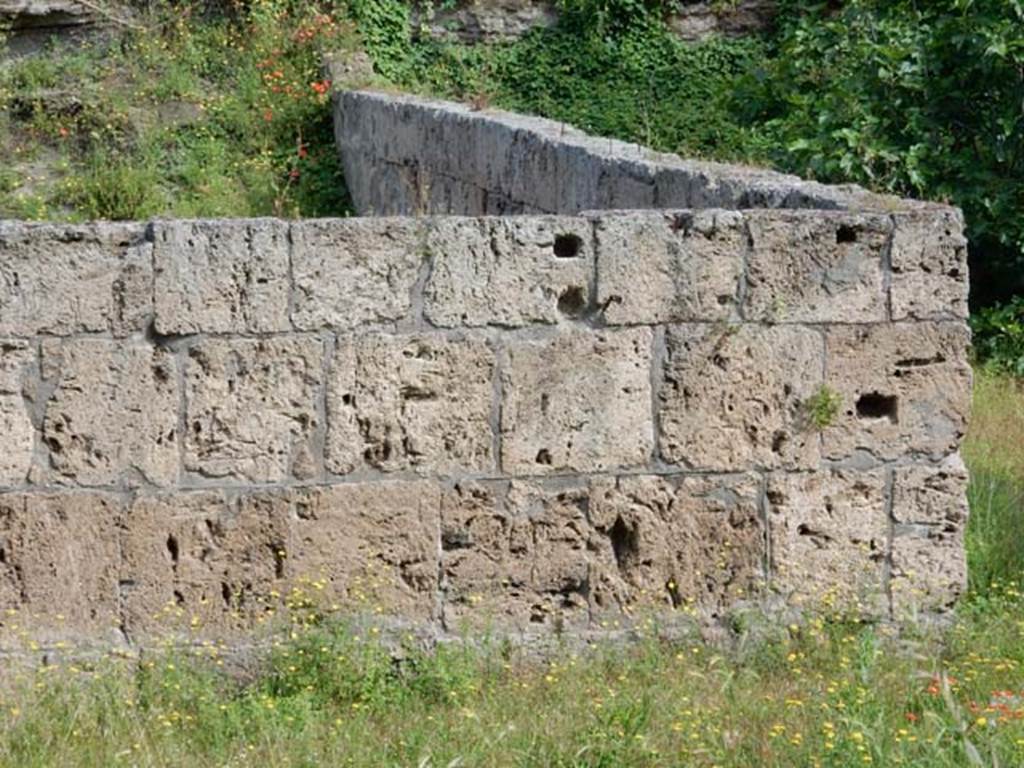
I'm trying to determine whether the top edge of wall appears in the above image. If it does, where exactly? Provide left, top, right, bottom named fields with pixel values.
left=335, top=87, right=957, bottom=219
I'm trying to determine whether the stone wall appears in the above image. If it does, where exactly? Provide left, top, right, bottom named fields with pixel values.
left=0, top=88, right=971, bottom=656
left=335, top=90, right=899, bottom=218
left=410, top=1, right=775, bottom=44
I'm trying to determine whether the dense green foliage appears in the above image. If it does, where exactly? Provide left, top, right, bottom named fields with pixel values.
left=972, top=297, right=1024, bottom=377
left=364, top=0, right=764, bottom=161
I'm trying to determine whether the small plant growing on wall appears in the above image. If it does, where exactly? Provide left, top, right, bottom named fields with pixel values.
left=805, top=385, right=842, bottom=430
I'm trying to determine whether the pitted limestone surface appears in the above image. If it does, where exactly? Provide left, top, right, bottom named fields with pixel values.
left=0, top=89, right=970, bottom=654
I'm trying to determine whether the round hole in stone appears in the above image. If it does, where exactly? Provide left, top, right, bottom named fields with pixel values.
left=557, top=285, right=586, bottom=317
left=553, top=233, right=583, bottom=259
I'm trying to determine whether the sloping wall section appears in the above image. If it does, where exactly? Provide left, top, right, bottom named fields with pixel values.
left=0, top=88, right=970, bottom=656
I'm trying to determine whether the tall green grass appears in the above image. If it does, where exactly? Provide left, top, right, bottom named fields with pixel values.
left=964, top=372, right=1024, bottom=597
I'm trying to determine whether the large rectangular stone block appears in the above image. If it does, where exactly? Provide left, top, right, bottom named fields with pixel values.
left=121, top=481, right=441, bottom=639
left=440, top=480, right=592, bottom=632
left=659, top=324, right=822, bottom=470
left=744, top=211, right=890, bottom=323
left=41, top=339, right=180, bottom=487
left=595, top=211, right=744, bottom=325
left=0, top=492, right=122, bottom=649
left=326, top=333, right=495, bottom=475
left=501, top=328, right=653, bottom=474
left=588, top=473, right=765, bottom=620
left=0, top=221, right=151, bottom=337
left=184, top=338, right=323, bottom=483
left=0, top=341, right=35, bottom=487
left=291, top=218, right=425, bottom=330
left=890, top=207, right=969, bottom=320
left=890, top=460, right=969, bottom=617
left=424, top=217, right=593, bottom=327
left=120, top=491, right=288, bottom=639
left=287, top=481, right=441, bottom=620
left=823, top=322, right=971, bottom=462
left=766, top=470, right=889, bottom=616
left=153, top=219, right=290, bottom=334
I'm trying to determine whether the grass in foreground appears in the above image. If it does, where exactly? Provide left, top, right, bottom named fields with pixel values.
left=0, top=370, right=1021, bottom=767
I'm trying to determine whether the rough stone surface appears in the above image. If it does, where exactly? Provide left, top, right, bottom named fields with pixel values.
left=596, top=211, right=744, bottom=325
left=41, top=339, right=179, bottom=487
left=407, top=0, right=774, bottom=44
left=287, top=481, right=441, bottom=620
left=0, top=341, right=34, bottom=486
left=766, top=470, right=889, bottom=615
left=501, top=328, right=653, bottom=474
left=0, top=492, right=122, bottom=648
left=890, top=460, right=969, bottom=616
left=326, top=333, right=494, bottom=475
left=336, top=90, right=890, bottom=218
left=120, top=491, right=289, bottom=638
left=0, top=221, right=150, bottom=337
left=291, top=218, right=424, bottom=330
left=440, top=480, right=592, bottom=632
left=184, top=338, right=322, bottom=483
left=745, top=211, right=891, bottom=323
left=588, top=473, right=765, bottom=618
left=153, top=219, right=290, bottom=334
left=890, top=208, right=970, bottom=320
left=424, top=216, right=593, bottom=327
left=823, top=322, right=971, bottom=462
left=659, top=324, right=823, bottom=470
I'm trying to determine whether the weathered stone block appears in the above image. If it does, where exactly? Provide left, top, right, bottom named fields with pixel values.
left=291, top=217, right=424, bottom=330
left=744, top=211, right=890, bottom=323
left=0, top=221, right=151, bottom=337
left=326, top=333, right=494, bottom=475
left=120, top=491, right=289, bottom=638
left=41, top=339, right=179, bottom=487
left=0, top=492, right=122, bottom=648
left=766, top=470, right=888, bottom=615
left=440, top=480, right=592, bottom=631
left=184, top=338, right=322, bottom=483
left=122, top=481, right=441, bottom=638
left=287, top=481, right=441, bottom=620
left=501, top=328, right=653, bottom=474
left=892, top=456, right=969, bottom=526
left=595, top=210, right=744, bottom=324
left=153, top=219, right=290, bottom=334
left=659, top=324, right=822, bottom=470
left=588, top=473, right=765, bottom=618
left=890, top=460, right=969, bottom=616
left=823, top=322, right=971, bottom=462
left=0, top=341, right=34, bottom=487
left=424, top=217, right=593, bottom=327
left=891, top=207, right=969, bottom=320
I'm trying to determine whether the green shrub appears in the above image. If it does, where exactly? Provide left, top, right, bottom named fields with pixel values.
left=972, top=297, right=1024, bottom=377
left=63, top=153, right=165, bottom=220
left=366, top=5, right=765, bottom=162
